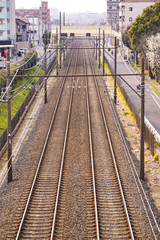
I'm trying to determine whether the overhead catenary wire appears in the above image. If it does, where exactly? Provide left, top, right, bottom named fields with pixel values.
left=11, top=67, right=43, bottom=100
left=11, top=51, right=37, bottom=71
left=0, top=68, right=19, bottom=103
left=11, top=65, right=42, bottom=100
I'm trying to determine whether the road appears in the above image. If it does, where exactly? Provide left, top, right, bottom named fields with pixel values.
left=105, top=51, right=160, bottom=137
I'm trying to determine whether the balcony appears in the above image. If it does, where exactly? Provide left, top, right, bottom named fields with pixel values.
left=0, top=12, right=5, bottom=18
left=0, top=24, right=5, bottom=30
left=0, top=1, right=5, bottom=7
left=107, top=9, right=119, bottom=14
left=6, top=1, right=10, bottom=8
left=107, top=1, right=120, bottom=6
left=7, top=12, right=10, bottom=18
left=7, top=23, right=10, bottom=30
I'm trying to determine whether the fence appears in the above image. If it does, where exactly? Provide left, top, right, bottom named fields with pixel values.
left=0, top=52, right=56, bottom=154
left=105, top=56, right=155, bottom=155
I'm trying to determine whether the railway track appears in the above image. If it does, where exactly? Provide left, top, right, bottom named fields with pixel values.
left=8, top=38, right=156, bottom=239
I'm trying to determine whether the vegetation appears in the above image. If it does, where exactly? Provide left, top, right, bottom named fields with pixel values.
left=122, top=26, right=131, bottom=49
left=128, top=2, right=160, bottom=82
left=0, top=50, right=37, bottom=91
left=0, top=65, right=44, bottom=136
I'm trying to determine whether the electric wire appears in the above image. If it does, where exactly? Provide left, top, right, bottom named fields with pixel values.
left=0, top=68, right=19, bottom=103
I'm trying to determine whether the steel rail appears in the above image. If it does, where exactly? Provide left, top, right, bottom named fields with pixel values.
left=50, top=47, right=79, bottom=239
left=15, top=44, right=75, bottom=240
left=87, top=46, right=135, bottom=240
left=84, top=49, right=100, bottom=240
left=101, top=77, right=160, bottom=239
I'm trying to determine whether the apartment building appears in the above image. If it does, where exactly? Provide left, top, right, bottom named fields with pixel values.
left=40, top=1, right=50, bottom=32
left=106, top=0, right=120, bottom=30
left=119, top=0, right=159, bottom=32
left=16, top=1, right=50, bottom=34
left=0, top=0, right=16, bottom=41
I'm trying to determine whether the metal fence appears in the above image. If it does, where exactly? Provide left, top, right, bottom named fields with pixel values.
left=0, top=53, right=56, bottom=154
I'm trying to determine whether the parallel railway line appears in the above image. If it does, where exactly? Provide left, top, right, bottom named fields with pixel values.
left=6, top=38, right=156, bottom=239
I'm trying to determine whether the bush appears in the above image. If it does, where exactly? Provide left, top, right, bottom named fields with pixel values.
left=0, top=50, right=37, bottom=92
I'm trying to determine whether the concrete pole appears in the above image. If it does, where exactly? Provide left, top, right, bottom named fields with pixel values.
left=59, top=12, right=61, bottom=69
left=56, top=28, right=58, bottom=76
left=114, top=37, right=117, bottom=104
left=44, top=33, right=47, bottom=104
left=99, top=28, right=100, bottom=69
left=7, top=47, right=12, bottom=183
left=140, top=58, right=145, bottom=180
left=96, top=37, right=97, bottom=60
left=103, top=30, right=105, bottom=75
left=63, top=12, right=65, bottom=26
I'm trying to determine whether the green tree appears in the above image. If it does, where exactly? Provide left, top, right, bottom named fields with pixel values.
left=128, top=2, right=160, bottom=53
left=128, top=2, right=160, bottom=81
left=122, top=26, right=131, bottom=49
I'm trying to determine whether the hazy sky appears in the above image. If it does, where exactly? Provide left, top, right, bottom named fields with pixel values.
left=15, top=0, right=106, bottom=13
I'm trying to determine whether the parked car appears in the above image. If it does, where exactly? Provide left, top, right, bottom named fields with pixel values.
left=18, top=48, right=28, bottom=57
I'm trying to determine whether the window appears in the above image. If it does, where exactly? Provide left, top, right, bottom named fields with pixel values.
left=7, top=19, right=10, bottom=23
left=109, top=6, right=112, bottom=9
left=0, top=8, right=2, bottom=12
left=7, top=8, right=10, bottom=12
left=129, top=7, right=133, bottom=11
left=7, top=30, right=10, bottom=34
left=129, top=17, right=133, bottom=22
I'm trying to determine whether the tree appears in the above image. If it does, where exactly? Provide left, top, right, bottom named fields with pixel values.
left=128, top=2, right=160, bottom=81
left=122, top=26, right=131, bottom=49
left=144, top=33, right=160, bottom=82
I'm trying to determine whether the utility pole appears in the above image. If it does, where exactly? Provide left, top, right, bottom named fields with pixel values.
left=56, top=27, right=58, bottom=76
left=63, top=12, right=65, bottom=26
left=7, top=47, right=12, bottom=183
left=114, top=37, right=117, bottom=104
left=59, top=12, right=62, bottom=69
left=44, top=32, right=47, bottom=104
left=96, top=36, right=97, bottom=60
left=140, top=58, right=145, bottom=180
left=99, top=28, right=100, bottom=69
left=103, top=30, right=105, bottom=75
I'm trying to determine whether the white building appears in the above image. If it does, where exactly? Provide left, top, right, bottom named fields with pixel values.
left=27, top=16, right=43, bottom=46
left=119, top=0, right=159, bottom=32
left=106, top=0, right=120, bottom=30
left=0, top=0, right=16, bottom=41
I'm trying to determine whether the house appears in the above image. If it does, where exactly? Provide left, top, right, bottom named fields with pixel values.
left=16, top=18, right=29, bottom=42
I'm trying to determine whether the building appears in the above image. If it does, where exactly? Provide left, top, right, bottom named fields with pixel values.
left=27, top=16, right=43, bottom=46
left=40, top=1, right=50, bottom=32
left=0, top=0, right=16, bottom=42
left=106, top=0, right=120, bottom=30
left=16, top=1, right=50, bottom=35
left=119, top=0, right=159, bottom=32
left=16, top=18, right=29, bottom=42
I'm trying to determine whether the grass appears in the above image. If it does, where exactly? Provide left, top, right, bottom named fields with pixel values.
left=129, top=60, right=160, bottom=98
left=104, top=61, right=136, bottom=124
left=0, top=66, right=44, bottom=136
